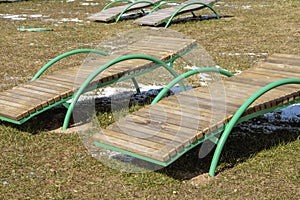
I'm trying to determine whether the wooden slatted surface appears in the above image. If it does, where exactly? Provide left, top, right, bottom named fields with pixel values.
left=0, top=35, right=197, bottom=121
left=134, top=0, right=217, bottom=26
left=88, top=0, right=162, bottom=22
left=93, top=54, right=300, bottom=163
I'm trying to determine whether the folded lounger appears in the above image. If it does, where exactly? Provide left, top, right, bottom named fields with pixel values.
left=93, top=54, right=300, bottom=176
left=134, top=0, right=220, bottom=28
left=0, top=28, right=197, bottom=130
left=88, top=0, right=163, bottom=22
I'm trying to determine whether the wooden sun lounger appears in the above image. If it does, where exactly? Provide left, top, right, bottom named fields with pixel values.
left=134, top=0, right=219, bottom=27
left=93, top=53, right=300, bottom=176
left=88, top=0, right=162, bottom=22
left=0, top=28, right=197, bottom=129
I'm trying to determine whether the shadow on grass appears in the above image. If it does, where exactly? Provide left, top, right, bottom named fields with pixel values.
left=1, top=94, right=299, bottom=181
left=0, top=106, right=69, bottom=134
left=152, top=15, right=234, bottom=27
left=159, top=115, right=300, bottom=180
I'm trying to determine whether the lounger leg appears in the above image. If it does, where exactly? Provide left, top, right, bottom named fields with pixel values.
left=131, top=77, right=141, bottom=94
left=62, top=102, right=70, bottom=109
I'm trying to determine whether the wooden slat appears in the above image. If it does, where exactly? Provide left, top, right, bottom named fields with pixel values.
left=108, top=125, right=185, bottom=156
left=93, top=131, right=170, bottom=162
left=0, top=104, right=28, bottom=120
left=0, top=95, right=43, bottom=111
left=265, top=54, right=300, bottom=66
left=113, top=119, right=192, bottom=147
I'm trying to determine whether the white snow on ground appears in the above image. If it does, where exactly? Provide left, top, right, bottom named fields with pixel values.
left=220, top=52, right=268, bottom=57
left=78, top=85, right=300, bottom=125
left=265, top=104, right=300, bottom=122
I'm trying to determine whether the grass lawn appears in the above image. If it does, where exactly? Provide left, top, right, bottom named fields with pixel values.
left=0, top=0, right=299, bottom=199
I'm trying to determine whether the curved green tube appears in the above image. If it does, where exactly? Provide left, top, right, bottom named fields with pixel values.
left=164, top=2, right=220, bottom=28
left=115, top=0, right=157, bottom=22
left=102, top=0, right=133, bottom=11
left=31, top=49, right=108, bottom=81
left=62, top=54, right=185, bottom=130
left=151, top=68, right=233, bottom=105
left=209, top=78, right=300, bottom=176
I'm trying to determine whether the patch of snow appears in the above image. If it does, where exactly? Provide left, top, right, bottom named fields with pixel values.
left=59, top=18, right=83, bottom=22
left=220, top=52, right=268, bottom=57
left=265, top=104, right=300, bottom=122
left=0, top=14, right=48, bottom=21
left=80, top=2, right=99, bottom=6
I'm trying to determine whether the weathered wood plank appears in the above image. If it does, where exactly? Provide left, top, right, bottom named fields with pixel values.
left=0, top=104, right=28, bottom=120
left=0, top=95, right=43, bottom=111
left=112, top=117, right=193, bottom=147
left=93, top=131, right=169, bottom=162
left=108, top=125, right=185, bottom=156
left=265, top=54, right=300, bottom=66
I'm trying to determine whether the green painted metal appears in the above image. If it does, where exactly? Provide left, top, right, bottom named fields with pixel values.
left=209, top=78, right=300, bottom=176
left=131, top=77, right=141, bottom=93
left=164, top=2, right=220, bottom=28
left=115, top=0, right=157, bottom=22
left=62, top=54, right=185, bottom=130
left=149, top=1, right=181, bottom=13
left=31, top=49, right=108, bottom=81
left=102, top=0, right=133, bottom=11
left=62, top=102, right=70, bottom=109
left=151, top=68, right=233, bottom=105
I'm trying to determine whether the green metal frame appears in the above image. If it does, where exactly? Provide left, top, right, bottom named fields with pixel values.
left=94, top=71, right=300, bottom=176
left=164, top=1, right=220, bottom=28
left=115, top=0, right=159, bottom=22
left=209, top=78, right=300, bottom=176
left=62, top=54, right=186, bottom=130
